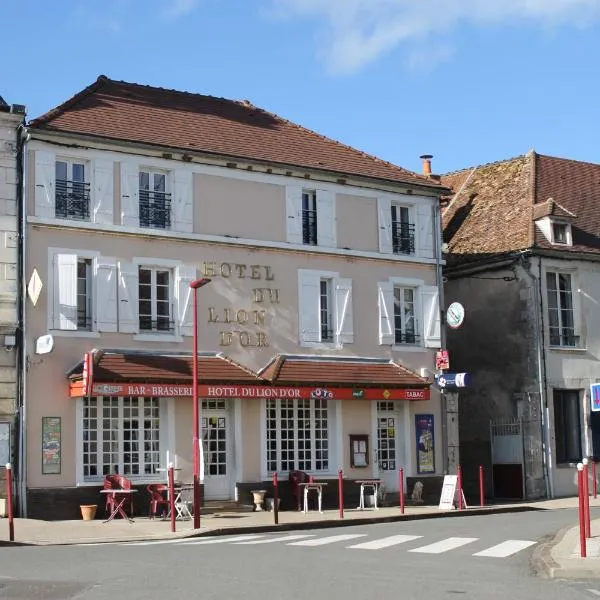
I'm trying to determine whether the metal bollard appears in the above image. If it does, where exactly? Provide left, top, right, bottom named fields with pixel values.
left=338, top=470, right=344, bottom=519
left=5, top=463, right=14, bottom=542
left=399, top=468, right=405, bottom=514
left=578, top=463, right=587, bottom=558
left=583, top=458, right=591, bottom=539
left=594, top=461, right=598, bottom=499
left=479, top=465, right=485, bottom=507
left=168, top=463, right=176, bottom=533
left=273, top=472, right=279, bottom=525
left=457, top=465, right=463, bottom=511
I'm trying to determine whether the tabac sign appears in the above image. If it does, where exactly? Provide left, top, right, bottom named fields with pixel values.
left=70, top=382, right=430, bottom=401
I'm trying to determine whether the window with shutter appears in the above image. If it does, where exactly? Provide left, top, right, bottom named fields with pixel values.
left=139, top=169, right=171, bottom=230
left=138, top=267, right=174, bottom=333
left=55, top=159, right=91, bottom=221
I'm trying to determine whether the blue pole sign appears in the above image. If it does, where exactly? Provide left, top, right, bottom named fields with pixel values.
left=591, top=384, right=600, bottom=412
left=436, top=372, right=471, bottom=389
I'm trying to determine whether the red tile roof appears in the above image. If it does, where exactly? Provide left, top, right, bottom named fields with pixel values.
left=259, top=355, right=429, bottom=387
left=29, top=76, right=444, bottom=189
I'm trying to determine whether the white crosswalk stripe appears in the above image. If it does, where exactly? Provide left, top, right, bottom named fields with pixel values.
left=288, top=534, right=367, bottom=546
left=408, top=537, right=479, bottom=554
left=472, top=540, right=537, bottom=558
left=348, top=534, right=423, bottom=550
left=181, top=534, right=266, bottom=545
left=233, top=534, right=315, bottom=545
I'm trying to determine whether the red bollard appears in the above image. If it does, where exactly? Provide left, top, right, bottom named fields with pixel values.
left=594, top=461, right=598, bottom=500
left=338, top=470, right=344, bottom=519
left=5, top=463, right=14, bottom=542
left=273, top=472, right=279, bottom=525
left=584, top=459, right=591, bottom=539
left=479, top=465, right=485, bottom=507
left=399, top=468, right=405, bottom=514
left=457, top=465, right=463, bottom=511
left=168, top=463, right=176, bottom=533
left=578, top=463, right=587, bottom=558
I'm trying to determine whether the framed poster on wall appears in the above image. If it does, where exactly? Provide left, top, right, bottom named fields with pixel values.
left=349, top=434, right=369, bottom=468
left=42, top=417, right=61, bottom=474
left=416, top=414, right=435, bottom=474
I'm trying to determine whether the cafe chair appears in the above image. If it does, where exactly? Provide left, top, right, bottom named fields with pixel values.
left=103, top=474, right=134, bottom=518
left=147, top=483, right=170, bottom=519
left=288, top=470, right=310, bottom=511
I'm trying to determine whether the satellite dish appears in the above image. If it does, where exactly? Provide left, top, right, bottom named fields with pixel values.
left=35, top=334, right=54, bottom=355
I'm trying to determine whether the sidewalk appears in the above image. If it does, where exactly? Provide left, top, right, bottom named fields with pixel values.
left=0, top=496, right=582, bottom=547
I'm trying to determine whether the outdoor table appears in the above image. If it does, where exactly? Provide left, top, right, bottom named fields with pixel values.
left=298, top=482, right=328, bottom=514
left=100, top=489, right=138, bottom=523
left=356, top=479, right=383, bottom=510
left=171, top=484, right=194, bottom=520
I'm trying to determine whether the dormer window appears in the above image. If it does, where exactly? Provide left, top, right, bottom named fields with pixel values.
left=552, top=223, right=568, bottom=244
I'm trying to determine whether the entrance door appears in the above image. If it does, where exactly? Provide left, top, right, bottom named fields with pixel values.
left=201, top=400, right=231, bottom=500
left=377, top=402, right=403, bottom=492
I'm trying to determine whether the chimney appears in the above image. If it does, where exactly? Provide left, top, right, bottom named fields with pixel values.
left=419, top=154, right=433, bottom=175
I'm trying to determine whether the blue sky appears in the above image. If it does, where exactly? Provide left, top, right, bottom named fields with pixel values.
left=1, top=0, right=599, bottom=174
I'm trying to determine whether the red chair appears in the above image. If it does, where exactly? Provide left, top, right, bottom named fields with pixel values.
left=103, top=475, right=134, bottom=518
left=147, top=484, right=170, bottom=519
left=288, top=470, right=310, bottom=511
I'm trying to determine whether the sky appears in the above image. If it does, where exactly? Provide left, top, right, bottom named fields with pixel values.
left=1, top=0, right=599, bottom=175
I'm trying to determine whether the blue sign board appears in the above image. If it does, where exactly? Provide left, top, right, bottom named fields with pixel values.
left=436, top=372, right=471, bottom=389
left=591, top=384, right=600, bottom=412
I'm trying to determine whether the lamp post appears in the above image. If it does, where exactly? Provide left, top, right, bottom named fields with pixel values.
left=190, top=277, right=212, bottom=529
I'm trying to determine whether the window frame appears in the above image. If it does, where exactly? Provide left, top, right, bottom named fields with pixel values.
left=77, top=258, right=92, bottom=331
left=390, top=203, right=415, bottom=255
left=550, top=221, right=572, bottom=246
left=553, top=389, right=582, bottom=464
left=301, top=189, right=318, bottom=246
left=319, top=278, right=334, bottom=343
left=138, top=265, right=175, bottom=334
left=545, top=269, right=580, bottom=348
left=393, top=284, right=419, bottom=345
left=139, top=168, right=172, bottom=230
left=55, top=158, right=91, bottom=221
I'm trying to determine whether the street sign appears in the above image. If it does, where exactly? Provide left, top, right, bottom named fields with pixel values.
left=591, top=384, right=600, bottom=412
left=446, top=302, right=465, bottom=329
left=436, top=372, right=471, bottom=389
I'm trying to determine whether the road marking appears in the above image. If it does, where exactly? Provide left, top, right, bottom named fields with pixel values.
left=288, top=534, right=367, bottom=546
left=347, top=535, right=423, bottom=550
left=586, top=590, right=600, bottom=597
left=182, top=535, right=266, bottom=545
left=473, top=540, right=536, bottom=558
left=234, top=534, right=315, bottom=545
left=123, top=538, right=203, bottom=546
left=409, top=537, right=479, bottom=554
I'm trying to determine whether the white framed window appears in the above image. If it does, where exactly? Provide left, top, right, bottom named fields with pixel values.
left=77, top=258, right=92, bottom=331
left=546, top=271, right=579, bottom=347
left=138, top=267, right=174, bottom=333
left=139, top=169, right=171, bottom=230
left=286, top=186, right=336, bottom=247
left=266, top=398, right=329, bottom=473
left=378, top=278, right=440, bottom=348
left=55, top=159, right=90, bottom=221
left=82, top=396, right=161, bottom=480
left=298, top=269, right=353, bottom=346
left=391, top=204, right=415, bottom=255
left=551, top=222, right=571, bottom=245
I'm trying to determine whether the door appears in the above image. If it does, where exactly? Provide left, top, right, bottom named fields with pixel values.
left=376, top=401, right=403, bottom=492
left=201, top=400, right=231, bottom=500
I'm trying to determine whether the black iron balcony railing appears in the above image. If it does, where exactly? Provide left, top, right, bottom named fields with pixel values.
left=55, top=180, right=91, bottom=221
left=394, top=330, right=420, bottom=345
left=77, top=313, right=92, bottom=331
left=138, top=317, right=175, bottom=333
left=139, top=190, right=172, bottom=229
left=392, top=222, right=415, bottom=255
left=302, top=209, right=317, bottom=245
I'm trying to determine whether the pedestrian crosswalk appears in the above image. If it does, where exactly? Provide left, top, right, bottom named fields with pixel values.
left=115, top=532, right=537, bottom=559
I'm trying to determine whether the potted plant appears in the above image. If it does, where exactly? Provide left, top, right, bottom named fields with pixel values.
left=80, top=504, right=98, bottom=521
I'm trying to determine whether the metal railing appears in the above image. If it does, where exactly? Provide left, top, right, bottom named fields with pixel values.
left=139, top=317, right=175, bottom=333
left=394, top=330, right=420, bottom=345
left=139, top=190, right=172, bottom=229
left=302, top=210, right=317, bottom=245
left=55, top=180, right=91, bottom=220
left=392, top=222, right=415, bottom=255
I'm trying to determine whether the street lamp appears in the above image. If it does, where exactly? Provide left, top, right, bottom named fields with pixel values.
left=190, top=277, right=212, bottom=529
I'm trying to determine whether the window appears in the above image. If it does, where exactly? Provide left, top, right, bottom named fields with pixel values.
left=319, top=279, right=333, bottom=342
left=553, top=389, right=582, bottom=463
left=266, top=398, right=329, bottom=473
left=138, top=267, right=173, bottom=332
left=139, top=170, right=171, bottom=229
left=393, top=286, right=418, bottom=344
left=552, top=223, right=568, bottom=244
left=302, top=190, right=317, bottom=245
left=55, top=160, right=90, bottom=221
left=82, top=396, right=161, bottom=479
left=391, top=205, right=415, bottom=255
left=77, top=259, right=92, bottom=331
left=546, top=272, right=577, bottom=347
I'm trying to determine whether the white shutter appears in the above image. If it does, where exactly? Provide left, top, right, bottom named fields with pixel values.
left=176, top=264, right=197, bottom=336
left=92, top=159, right=114, bottom=225
left=378, top=281, right=394, bottom=345
left=94, top=257, right=118, bottom=332
left=35, top=150, right=56, bottom=218
left=118, top=261, right=139, bottom=333
left=53, top=253, right=77, bottom=330
left=172, top=169, right=193, bottom=233
left=286, top=186, right=303, bottom=244
left=335, top=277, right=354, bottom=344
left=416, top=203, right=435, bottom=259
left=120, top=160, right=139, bottom=227
left=422, top=285, right=441, bottom=348
left=298, top=270, right=321, bottom=343
left=316, top=190, right=336, bottom=247
left=377, top=197, right=393, bottom=254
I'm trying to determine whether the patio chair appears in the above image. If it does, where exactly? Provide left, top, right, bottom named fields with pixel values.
left=147, top=483, right=170, bottom=519
left=103, top=474, right=134, bottom=518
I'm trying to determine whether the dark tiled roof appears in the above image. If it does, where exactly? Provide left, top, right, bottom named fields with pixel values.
left=259, top=355, right=429, bottom=387
left=67, top=350, right=260, bottom=383
left=29, top=76, right=444, bottom=189
left=532, top=197, right=576, bottom=220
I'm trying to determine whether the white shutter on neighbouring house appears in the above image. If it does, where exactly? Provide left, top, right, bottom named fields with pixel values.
left=335, top=277, right=354, bottom=344
left=35, top=150, right=56, bottom=218
left=298, top=270, right=321, bottom=344
left=286, top=186, right=303, bottom=244
left=316, top=190, right=336, bottom=247
left=117, top=261, right=139, bottom=333
left=378, top=281, right=394, bottom=345
left=176, top=264, right=197, bottom=336
left=120, top=161, right=140, bottom=227
left=377, top=197, right=393, bottom=254
left=421, top=285, right=441, bottom=348
left=416, top=203, right=435, bottom=259
left=172, top=169, right=193, bottom=233
left=53, top=253, right=77, bottom=330
left=94, top=257, right=118, bottom=332
left=92, top=159, right=114, bottom=225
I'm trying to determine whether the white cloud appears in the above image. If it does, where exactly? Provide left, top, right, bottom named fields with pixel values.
left=165, top=0, right=200, bottom=17
left=272, top=0, right=600, bottom=73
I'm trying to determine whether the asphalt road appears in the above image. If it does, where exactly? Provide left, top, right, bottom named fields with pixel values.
left=0, top=508, right=599, bottom=599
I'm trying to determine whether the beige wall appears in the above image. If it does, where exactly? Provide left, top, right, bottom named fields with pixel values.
left=336, top=194, right=379, bottom=253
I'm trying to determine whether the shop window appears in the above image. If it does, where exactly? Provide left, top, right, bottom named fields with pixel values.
left=266, top=398, right=329, bottom=473
left=553, top=389, right=582, bottom=464
left=82, top=396, right=161, bottom=479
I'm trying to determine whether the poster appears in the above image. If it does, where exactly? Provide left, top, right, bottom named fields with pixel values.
left=0, top=422, right=9, bottom=466
left=42, top=417, right=61, bottom=474
left=416, top=414, right=435, bottom=474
